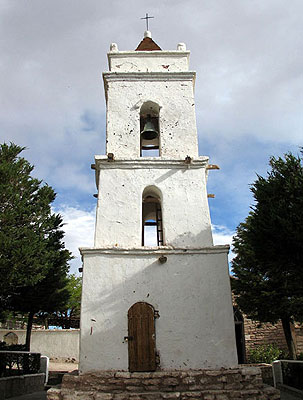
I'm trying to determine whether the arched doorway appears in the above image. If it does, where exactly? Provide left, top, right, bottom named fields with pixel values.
left=127, top=302, right=156, bottom=372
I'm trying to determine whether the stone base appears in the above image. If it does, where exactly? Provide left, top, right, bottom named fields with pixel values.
left=47, top=367, right=280, bottom=400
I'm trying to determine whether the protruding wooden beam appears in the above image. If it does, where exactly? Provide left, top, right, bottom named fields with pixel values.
left=207, top=164, right=220, bottom=170
left=91, top=163, right=96, bottom=170
left=207, top=194, right=215, bottom=198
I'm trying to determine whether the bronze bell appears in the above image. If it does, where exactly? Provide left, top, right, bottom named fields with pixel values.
left=141, top=116, right=158, bottom=141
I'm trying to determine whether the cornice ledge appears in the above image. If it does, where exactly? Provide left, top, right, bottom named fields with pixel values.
left=108, top=50, right=190, bottom=57
left=103, top=71, right=196, bottom=82
left=94, top=156, right=209, bottom=169
left=80, top=245, right=230, bottom=256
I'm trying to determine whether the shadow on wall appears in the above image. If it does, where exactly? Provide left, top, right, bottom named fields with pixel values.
left=81, top=234, right=233, bottom=370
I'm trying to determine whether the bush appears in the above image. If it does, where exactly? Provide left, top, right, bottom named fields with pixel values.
left=248, top=344, right=283, bottom=364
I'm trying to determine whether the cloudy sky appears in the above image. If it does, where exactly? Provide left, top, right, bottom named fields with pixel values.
left=1, top=0, right=302, bottom=274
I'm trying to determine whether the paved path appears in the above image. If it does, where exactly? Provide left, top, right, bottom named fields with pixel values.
left=280, top=388, right=302, bottom=400
left=9, top=391, right=47, bottom=400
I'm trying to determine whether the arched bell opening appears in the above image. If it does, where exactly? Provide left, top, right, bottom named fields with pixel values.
left=140, top=101, right=160, bottom=157
left=142, top=186, right=164, bottom=246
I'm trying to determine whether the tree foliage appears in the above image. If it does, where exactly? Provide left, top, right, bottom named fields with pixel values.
left=232, top=151, right=303, bottom=359
left=0, top=143, right=72, bottom=348
left=37, top=274, right=82, bottom=329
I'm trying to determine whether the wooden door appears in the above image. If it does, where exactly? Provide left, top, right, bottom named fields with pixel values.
left=128, top=302, right=156, bottom=372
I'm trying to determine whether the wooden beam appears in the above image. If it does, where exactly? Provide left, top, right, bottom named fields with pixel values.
left=207, top=164, right=220, bottom=170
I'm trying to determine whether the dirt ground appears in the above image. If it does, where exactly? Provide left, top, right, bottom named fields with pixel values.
left=48, top=360, right=78, bottom=372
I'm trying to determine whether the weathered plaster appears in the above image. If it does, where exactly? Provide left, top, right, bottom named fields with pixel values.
left=79, top=37, right=238, bottom=373
left=103, top=73, right=198, bottom=159
left=79, top=247, right=237, bottom=372
left=94, top=159, right=212, bottom=248
left=108, top=51, right=190, bottom=73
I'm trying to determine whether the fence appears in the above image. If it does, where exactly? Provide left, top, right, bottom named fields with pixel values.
left=272, top=360, right=303, bottom=398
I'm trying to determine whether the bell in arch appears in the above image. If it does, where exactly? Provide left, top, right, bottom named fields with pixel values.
left=141, top=115, right=158, bottom=141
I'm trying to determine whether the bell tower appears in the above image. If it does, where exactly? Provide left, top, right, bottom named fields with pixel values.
left=79, top=32, right=237, bottom=372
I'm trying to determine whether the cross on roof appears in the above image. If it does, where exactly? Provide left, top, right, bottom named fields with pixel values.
left=141, top=13, right=154, bottom=31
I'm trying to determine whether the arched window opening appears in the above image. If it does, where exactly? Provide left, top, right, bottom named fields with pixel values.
left=142, top=187, right=163, bottom=246
left=140, top=102, right=160, bottom=157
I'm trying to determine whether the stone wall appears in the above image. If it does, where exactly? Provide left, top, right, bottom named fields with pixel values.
left=233, top=293, right=303, bottom=357
left=243, top=317, right=303, bottom=357
left=47, top=367, right=280, bottom=399
left=243, top=318, right=288, bottom=353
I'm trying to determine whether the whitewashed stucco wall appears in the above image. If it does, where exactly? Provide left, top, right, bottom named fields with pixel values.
left=94, top=160, right=213, bottom=248
left=79, top=247, right=238, bottom=372
left=104, top=76, right=198, bottom=159
left=0, top=329, right=79, bottom=360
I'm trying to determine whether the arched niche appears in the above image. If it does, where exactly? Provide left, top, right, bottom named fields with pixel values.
left=142, top=186, right=164, bottom=246
left=140, top=101, right=160, bottom=157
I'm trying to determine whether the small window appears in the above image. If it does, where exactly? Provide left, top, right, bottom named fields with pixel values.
left=142, top=186, right=164, bottom=246
left=140, top=102, right=160, bottom=157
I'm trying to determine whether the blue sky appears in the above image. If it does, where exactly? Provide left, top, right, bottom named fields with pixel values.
left=1, top=0, right=302, bottom=274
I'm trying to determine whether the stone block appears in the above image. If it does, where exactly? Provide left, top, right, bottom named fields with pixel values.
left=214, top=394, right=229, bottom=400
left=95, top=394, right=114, bottom=400
left=205, top=371, right=222, bottom=377
left=203, top=395, right=215, bottom=400
left=144, top=378, right=162, bottom=386
left=116, top=372, right=131, bottom=378
left=182, top=377, right=196, bottom=385
left=240, top=367, right=260, bottom=376
left=113, top=394, right=130, bottom=400
left=123, top=378, right=140, bottom=385
left=126, top=385, right=143, bottom=392
left=147, top=385, right=162, bottom=392
left=224, top=382, right=243, bottom=390
left=163, top=378, right=179, bottom=386
left=132, top=372, right=152, bottom=378
left=47, top=387, right=62, bottom=400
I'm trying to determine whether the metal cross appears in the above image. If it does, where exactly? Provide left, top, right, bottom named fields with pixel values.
left=141, top=13, right=154, bottom=31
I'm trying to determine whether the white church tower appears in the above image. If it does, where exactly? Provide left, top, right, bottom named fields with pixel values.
left=79, top=32, right=237, bottom=372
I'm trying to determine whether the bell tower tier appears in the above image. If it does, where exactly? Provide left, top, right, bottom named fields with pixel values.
left=79, top=33, right=237, bottom=373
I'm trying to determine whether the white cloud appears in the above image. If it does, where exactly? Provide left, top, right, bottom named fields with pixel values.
left=1, top=0, right=302, bottom=251
left=212, top=224, right=235, bottom=264
left=54, top=206, right=95, bottom=275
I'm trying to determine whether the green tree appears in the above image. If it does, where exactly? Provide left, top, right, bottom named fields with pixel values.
left=232, top=151, right=303, bottom=359
left=38, top=274, right=82, bottom=329
left=0, top=143, right=72, bottom=349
